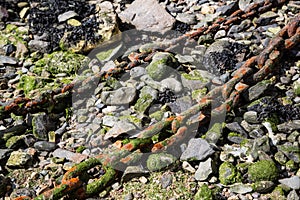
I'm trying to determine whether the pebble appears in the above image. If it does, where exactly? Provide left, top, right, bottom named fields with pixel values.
left=52, top=148, right=87, bottom=164
left=58, top=11, right=78, bottom=22
left=195, top=158, right=215, bottom=181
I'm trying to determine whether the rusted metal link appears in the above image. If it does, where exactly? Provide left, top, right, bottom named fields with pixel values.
left=12, top=7, right=300, bottom=200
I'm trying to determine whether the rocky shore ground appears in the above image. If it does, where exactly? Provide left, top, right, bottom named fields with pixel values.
left=0, top=0, right=299, bottom=199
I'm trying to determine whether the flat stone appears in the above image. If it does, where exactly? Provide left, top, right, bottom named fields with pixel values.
left=130, top=67, right=146, bottom=79
left=195, top=158, right=215, bottom=181
left=32, top=112, right=56, bottom=140
left=122, top=165, right=149, bottom=182
left=161, top=77, right=183, bottom=93
left=279, top=176, right=300, bottom=190
left=6, top=151, right=32, bottom=167
left=104, top=120, right=136, bottom=140
left=287, top=190, right=299, bottom=200
left=52, top=148, right=87, bottom=163
left=243, top=111, right=259, bottom=124
left=102, top=115, right=118, bottom=127
left=230, top=183, right=253, bottom=194
left=225, top=122, right=247, bottom=136
left=160, top=173, right=173, bottom=189
left=176, top=13, right=197, bottom=25
left=58, top=11, right=78, bottom=22
left=119, top=0, right=175, bottom=33
left=34, top=141, right=56, bottom=152
left=180, top=138, right=214, bottom=161
left=277, top=120, right=300, bottom=133
left=0, top=55, right=17, bottom=65
left=101, top=87, right=137, bottom=105
left=28, top=40, right=50, bottom=53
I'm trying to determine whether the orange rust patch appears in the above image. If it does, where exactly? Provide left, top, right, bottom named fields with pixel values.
left=122, top=143, right=134, bottom=151
left=152, top=143, right=164, bottom=152
left=120, top=156, right=132, bottom=164
left=113, top=140, right=123, bottom=149
left=235, top=83, right=248, bottom=92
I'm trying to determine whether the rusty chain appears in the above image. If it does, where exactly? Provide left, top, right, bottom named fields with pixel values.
left=5, top=0, right=299, bottom=199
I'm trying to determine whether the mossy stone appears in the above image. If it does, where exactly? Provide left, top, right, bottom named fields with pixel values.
left=34, top=51, right=86, bottom=76
left=134, top=94, right=154, bottom=114
left=5, top=135, right=24, bottom=149
left=219, top=162, right=241, bottom=185
left=146, top=153, right=176, bottom=171
left=293, top=80, right=300, bottom=96
left=194, top=184, right=213, bottom=200
left=146, top=52, right=177, bottom=81
left=17, top=75, right=39, bottom=95
left=248, top=160, right=278, bottom=182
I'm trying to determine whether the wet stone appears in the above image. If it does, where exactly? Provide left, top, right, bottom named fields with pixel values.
left=0, top=149, right=12, bottom=162
left=279, top=176, right=300, bottom=190
left=34, top=141, right=56, bottom=152
left=180, top=138, right=214, bottom=161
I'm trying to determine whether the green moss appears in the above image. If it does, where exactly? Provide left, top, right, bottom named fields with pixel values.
left=5, top=135, right=24, bottom=148
left=248, top=160, right=278, bottom=182
left=194, top=184, right=213, bottom=200
left=181, top=70, right=208, bottom=82
left=286, top=160, right=298, bottom=171
left=264, top=115, right=279, bottom=132
left=35, top=51, right=86, bottom=76
left=76, top=146, right=86, bottom=153
left=17, top=75, right=38, bottom=95
left=96, top=49, right=114, bottom=61
left=134, top=94, right=154, bottom=113
left=219, top=162, right=241, bottom=185
left=192, top=88, right=208, bottom=101
left=149, top=110, right=164, bottom=121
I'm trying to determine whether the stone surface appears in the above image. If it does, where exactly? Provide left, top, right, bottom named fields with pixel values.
left=122, top=166, right=149, bottom=182
left=34, top=141, right=56, bottom=152
left=101, top=87, right=137, bottom=105
left=6, top=151, right=32, bottom=167
left=104, top=120, right=136, bottom=140
left=52, top=148, right=87, bottom=163
left=119, top=0, right=176, bottom=33
left=146, top=153, right=176, bottom=171
left=195, top=158, right=215, bottom=181
left=180, top=138, right=214, bottom=161
left=279, top=176, right=300, bottom=190
left=230, top=183, right=253, bottom=194
left=58, top=11, right=78, bottom=22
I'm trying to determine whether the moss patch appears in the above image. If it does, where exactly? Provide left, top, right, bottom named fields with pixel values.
left=194, top=184, right=213, bottom=200
left=219, top=162, right=241, bottom=185
left=248, top=160, right=278, bottom=182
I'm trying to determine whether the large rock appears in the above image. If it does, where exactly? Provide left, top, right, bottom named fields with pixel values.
left=6, top=151, right=32, bottom=168
left=180, top=138, right=214, bottom=161
left=279, top=176, right=300, bottom=190
left=119, top=0, right=175, bottom=33
left=101, top=87, right=137, bottom=105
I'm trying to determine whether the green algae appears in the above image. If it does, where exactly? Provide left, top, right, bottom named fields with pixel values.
left=248, top=160, right=278, bottom=182
left=194, top=184, right=213, bottom=200
left=219, top=162, right=241, bottom=185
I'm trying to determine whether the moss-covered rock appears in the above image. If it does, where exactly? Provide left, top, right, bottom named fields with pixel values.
left=146, top=52, right=178, bottom=81
left=205, top=122, right=224, bottom=144
left=248, top=160, right=278, bottom=182
left=5, top=135, right=24, bottom=149
left=146, top=153, right=176, bottom=171
left=194, top=184, right=213, bottom=200
left=34, top=51, right=86, bottom=76
left=219, top=162, right=241, bottom=185
left=6, top=151, right=32, bottom=168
